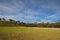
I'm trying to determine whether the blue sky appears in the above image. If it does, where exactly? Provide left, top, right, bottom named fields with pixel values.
left=0, top=0, right=60, bottom=23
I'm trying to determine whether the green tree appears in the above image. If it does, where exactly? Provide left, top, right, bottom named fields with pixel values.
left=9, top=19, right=15, bottom=22
left=2, top=18, right=6, bottom=21
left=0, top=18, right=1, bottom=21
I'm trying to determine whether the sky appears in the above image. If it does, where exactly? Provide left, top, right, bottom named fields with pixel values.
left=0, top=0, right=60, bottom=23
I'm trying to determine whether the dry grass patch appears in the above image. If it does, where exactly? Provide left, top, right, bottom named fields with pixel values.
left=0, top=27, right=60, bottom=40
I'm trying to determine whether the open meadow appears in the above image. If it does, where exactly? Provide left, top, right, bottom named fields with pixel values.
left=0, top=26, right=60, bottom=40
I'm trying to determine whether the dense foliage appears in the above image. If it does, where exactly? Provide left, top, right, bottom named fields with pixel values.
left=0, top=18, right=60, bottom=28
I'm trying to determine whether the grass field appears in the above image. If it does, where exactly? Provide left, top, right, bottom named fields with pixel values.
left=0, top=26, right=60, bottom=40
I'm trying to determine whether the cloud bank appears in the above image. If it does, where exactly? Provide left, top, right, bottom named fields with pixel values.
left=0, top=0, right=60, bottom=23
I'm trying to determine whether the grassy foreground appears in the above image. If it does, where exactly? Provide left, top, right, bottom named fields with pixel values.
left=0, top=26, right=60, bottom=40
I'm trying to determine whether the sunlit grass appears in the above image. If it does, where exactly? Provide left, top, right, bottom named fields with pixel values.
left=0, top=26, right=60, bottom=40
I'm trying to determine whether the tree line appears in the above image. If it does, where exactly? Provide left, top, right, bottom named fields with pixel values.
left=0, top=18, right=60, bottom=28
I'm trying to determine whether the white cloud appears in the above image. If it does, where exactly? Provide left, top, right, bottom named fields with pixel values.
left=24, top=15, right=39, bottom=20
left=24, top=9, right=40, bottom=16
left=30, top=0, right=60, bottom=11
left=0, top=0, right=26, bottom=14
left=37, top=19, right=53, bottom=23
left=47, top=12, right=60, bottom=19
left=0, top=0, right=60, bottom=22
left=0, top=15, right=14, bottom=19
left=48, top=14, right=57, bottom=18
left=0, top=4, right=13, bottom=13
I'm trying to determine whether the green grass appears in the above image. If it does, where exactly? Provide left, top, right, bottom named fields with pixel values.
left=0, top=26, right=60, bottom=40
